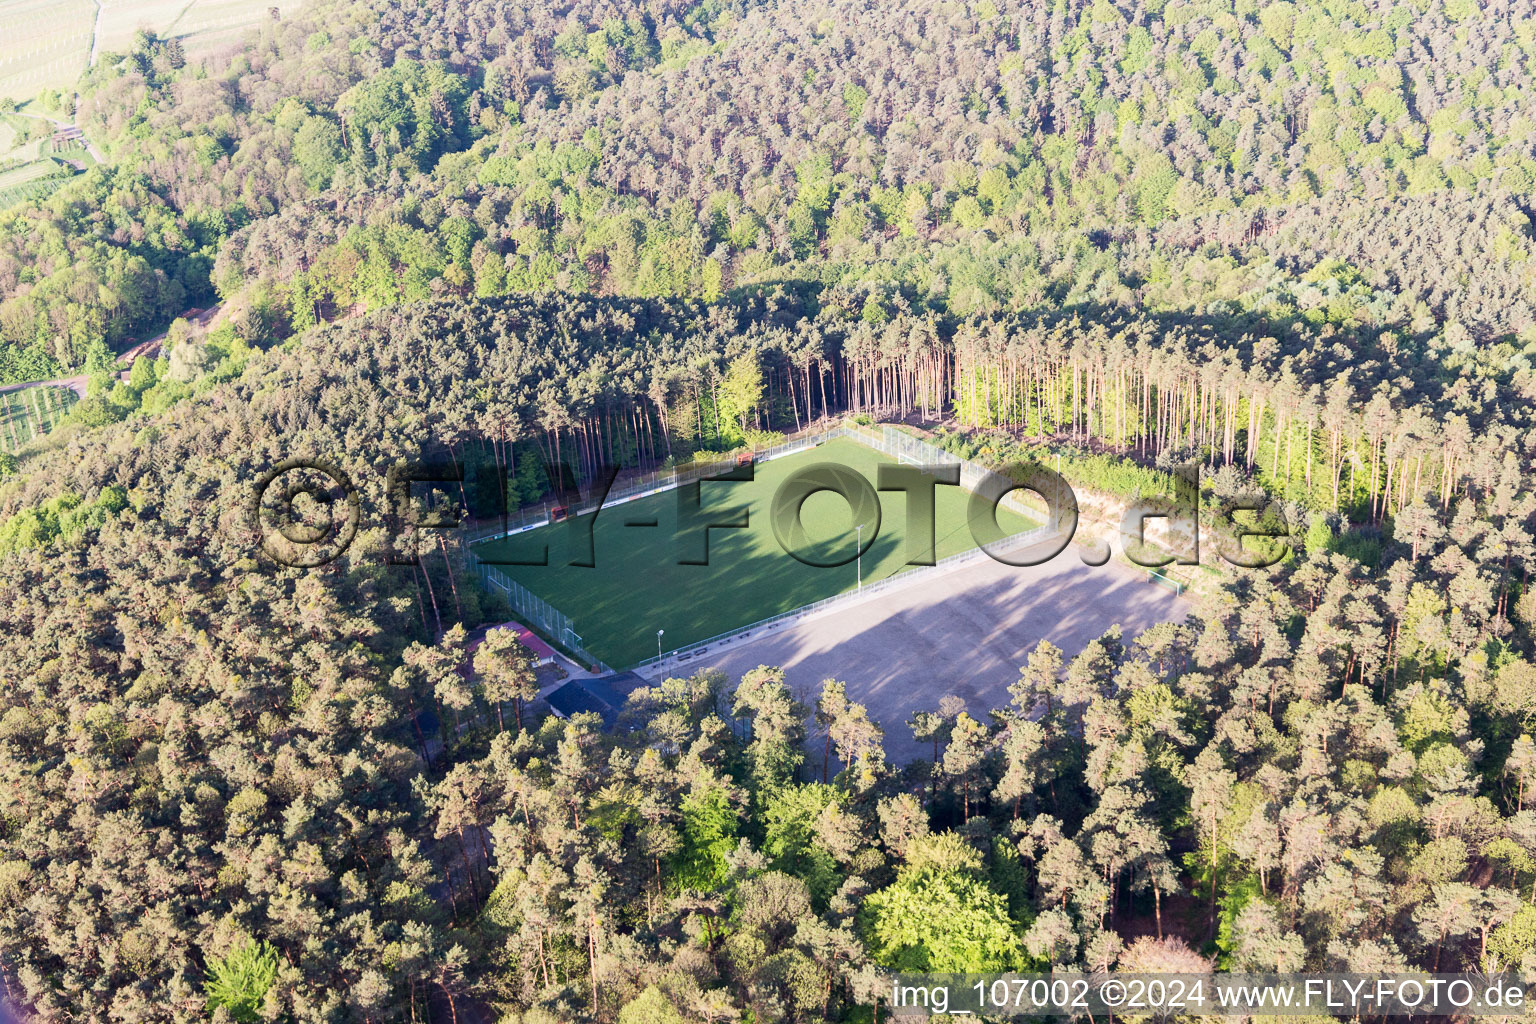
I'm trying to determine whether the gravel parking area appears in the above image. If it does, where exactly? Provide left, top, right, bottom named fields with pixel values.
left=660, top=539, right=1193, bottom=766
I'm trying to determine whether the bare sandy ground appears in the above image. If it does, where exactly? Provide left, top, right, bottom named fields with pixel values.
left=658, top=537, right=1194, bottom=766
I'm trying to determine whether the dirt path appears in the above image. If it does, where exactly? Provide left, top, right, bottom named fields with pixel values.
left=88, top=0, right=105, bottom=69
left=122, top=303, right=221, bottom=364
left=0, top=302, right=222, bottom=399
left=0, top=374, right=87, bottom=399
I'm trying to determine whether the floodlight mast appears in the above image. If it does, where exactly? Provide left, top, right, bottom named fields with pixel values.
left=856, top=523, right=863, bottom=593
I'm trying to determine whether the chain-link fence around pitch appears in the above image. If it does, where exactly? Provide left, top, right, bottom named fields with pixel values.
left=844, top=423, right=1046, bottom=523
left=463, top=420, right=1051, bottom=673
left=470, top=559, right=609, bottom=670
left=460, top=424, right=854, bottom=669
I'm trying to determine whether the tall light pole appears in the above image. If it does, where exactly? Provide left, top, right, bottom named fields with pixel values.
left=657, top=629, right=664, bottom=660
left=856, top=523, right=863, bottom=593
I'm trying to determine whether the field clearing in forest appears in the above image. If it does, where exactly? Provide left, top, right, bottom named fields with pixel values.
left=473, top=436, right=1039, bottom=668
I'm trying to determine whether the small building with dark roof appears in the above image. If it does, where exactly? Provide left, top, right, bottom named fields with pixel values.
left=545, top=672, right=644, bottom=729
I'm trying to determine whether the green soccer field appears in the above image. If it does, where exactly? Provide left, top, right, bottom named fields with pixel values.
left=472, top=436, right=1037, bottom=668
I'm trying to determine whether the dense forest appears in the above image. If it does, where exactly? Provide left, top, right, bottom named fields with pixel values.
left=2, top=0, right=1535, bottom=382
left=0, top=292, right=1534, bottom=1021
left=3, top=0, right=1536, bottom=1020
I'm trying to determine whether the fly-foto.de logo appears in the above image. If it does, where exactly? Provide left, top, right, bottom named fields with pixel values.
left=246, top=452, right=1293, bottom=571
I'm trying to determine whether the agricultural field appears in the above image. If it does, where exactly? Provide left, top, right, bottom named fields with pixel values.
left=0, top=384, right=78, bottom=452
left=0, top=0, right=306, bottom=106
left=95, top=0, right=194, bottom=56
left=47, top=136, right=94, bottom=167
left=95, top=0, right=306, bottom=62
left=0, top=0, right=95, bottom=103
left=165, top=0, right=304, bottom=55
left=0, top=117, right=38, bottom=163
left=0, top=152, right=74, bottom=209
left=473, top=436, right=1038, bottom=667
left=0, top=157, right=61, bottom=188
left=0, top=113, right=79, bottom=208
